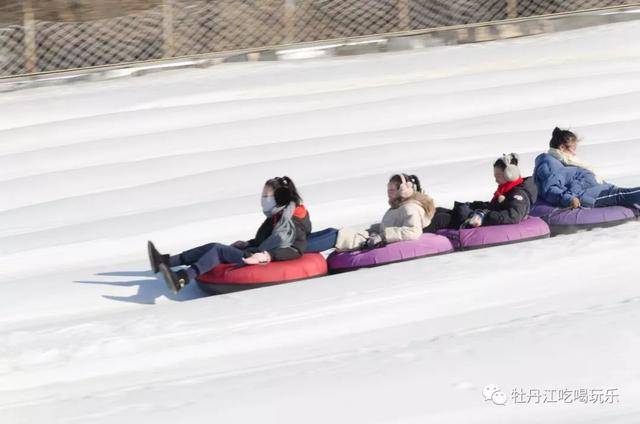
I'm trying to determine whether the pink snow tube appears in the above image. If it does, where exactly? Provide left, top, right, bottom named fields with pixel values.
left=326, top=233, right=454, bottom=273
left=436, top=216, right=550, bottom=250
left=530, top=200, right=639, bottom=235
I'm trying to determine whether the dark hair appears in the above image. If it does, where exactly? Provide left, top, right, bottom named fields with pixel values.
left=265, top=176, right=303, bottom=206
left=493, top=154, right=518, bottom=170
left=389, top=173, right=422, bottom=193
left=550, top=127, right=577, bottom=149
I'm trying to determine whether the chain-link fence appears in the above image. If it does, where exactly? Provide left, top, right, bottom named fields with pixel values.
left=0, top=0, right=636, bottom=77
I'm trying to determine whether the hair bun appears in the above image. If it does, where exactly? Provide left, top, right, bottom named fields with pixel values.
left=549, top=127, right=577, bottom=149
left=274, top=186, right=292, bottom=206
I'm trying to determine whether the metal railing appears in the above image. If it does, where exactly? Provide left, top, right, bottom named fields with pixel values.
left=0, top=0, right=636, bottom=78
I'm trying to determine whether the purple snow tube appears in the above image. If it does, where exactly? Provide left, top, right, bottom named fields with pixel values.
left=530, top=200, right=639, bottom=235
left=327, top=233, right=454, bottom=273
left=436, top=216, right=550, bottom=250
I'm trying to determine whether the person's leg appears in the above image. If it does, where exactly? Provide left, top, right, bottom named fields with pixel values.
left=335, top=227, right=370, bottom=251
left=594, top=186, right=640, bottom=209
left=307, top=228, right=339, bottom=252
left=186, top=243, right=245, bottom=279
left=424, top=207, right=456, bottom=233
left=170, top=243, right=217, bottom=267
left=148, top=241, right=170, bottom=273
left=161, top=242, right=244, bottom=294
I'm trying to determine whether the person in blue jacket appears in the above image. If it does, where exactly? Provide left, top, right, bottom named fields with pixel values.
left=534, top=127, right=640, bottom=210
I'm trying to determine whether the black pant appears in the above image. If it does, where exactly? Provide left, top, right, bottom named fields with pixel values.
left=424, top=207, right=465, bottom=233
left=594, top=186, right=640, bottom=209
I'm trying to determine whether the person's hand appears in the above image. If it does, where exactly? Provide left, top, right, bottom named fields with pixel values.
left=468, top=215, right=483, bottom=227
left=365, top=233, right=384, bottom=249
left=467, top=211, right=485, bottom=228
left=569, top=197, right=581, bottom=209
left=497, top=195, right=506, bottom=203
left=243, top=251, right=271, bottom=265
left=231, top=240, right=249, bottom=249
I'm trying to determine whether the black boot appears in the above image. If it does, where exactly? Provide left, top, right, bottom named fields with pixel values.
left=159, top=263, right=189, bottom=294
left=148, top=241, right=170, bottom=274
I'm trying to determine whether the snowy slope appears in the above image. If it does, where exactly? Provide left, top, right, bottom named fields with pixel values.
left=1, top=21, right=640, bottom=423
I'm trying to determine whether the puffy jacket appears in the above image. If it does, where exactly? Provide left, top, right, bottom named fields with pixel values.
left=533, top=153, right=612, bottom=207
left=335, top=192, right=435, bottom=251
left=247, top=205, right=311, bottom=261
left=371, top=192, right=435, bottom=243
left=470, top=177, right=538, bottom=225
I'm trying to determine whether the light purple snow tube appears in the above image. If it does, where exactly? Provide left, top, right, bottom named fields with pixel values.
left=530, top=200, right=639, bottom=235
left=326, top=233, right=454, bottom=273
left=436, top=216, right=550, bottom=250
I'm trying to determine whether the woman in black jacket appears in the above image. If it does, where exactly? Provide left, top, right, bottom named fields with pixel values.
left=425, top=154, right=538, bottom=232
left=148, top=176, right=311, bottom=293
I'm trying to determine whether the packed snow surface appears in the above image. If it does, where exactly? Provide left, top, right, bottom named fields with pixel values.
left=1, top=21, right=640, bottom=423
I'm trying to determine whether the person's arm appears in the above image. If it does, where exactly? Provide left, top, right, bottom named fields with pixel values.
left=381, top=206, right=423, bottom=243
left=482, top=193, right=529, bottom=225
left=469, top=200, right=492, bottom=210
left=268, top=214, right=308, bottom=261
left=537, top=163, right=574, bottom=207
left=546, top=185, right=574, bottom=208
left=268, top=247, right=303, bottom=261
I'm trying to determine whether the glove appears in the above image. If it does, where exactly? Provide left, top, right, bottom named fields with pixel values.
left=365, top=233, right=384, bottom=249
left=243, top=251, right=272, bottom=265
left=569, top=197, right=581, bottom=209
left=467, top=211, right=485, bottom=228
left=231, top=240, right=249, bottom=249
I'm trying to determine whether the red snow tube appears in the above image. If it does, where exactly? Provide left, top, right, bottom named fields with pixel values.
left=196, top=253, right=328, bottom=295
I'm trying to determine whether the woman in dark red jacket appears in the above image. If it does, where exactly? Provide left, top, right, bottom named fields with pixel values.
left=148, top=176, right=311, bottom=293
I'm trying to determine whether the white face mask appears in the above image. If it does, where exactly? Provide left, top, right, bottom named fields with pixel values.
left=261, top=195, right=277, bottom=216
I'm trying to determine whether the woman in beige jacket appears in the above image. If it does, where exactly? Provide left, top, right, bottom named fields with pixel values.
left=335, top=174, right=436, bottom=251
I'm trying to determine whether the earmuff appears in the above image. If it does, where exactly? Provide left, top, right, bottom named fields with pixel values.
left=409, top=174, right=422, bottom=193
left=502, top=153, right=521, bottom=182
left=398, top=173, right=415, bottom=199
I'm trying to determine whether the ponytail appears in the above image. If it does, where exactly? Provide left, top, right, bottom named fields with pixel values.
left=550, top=127, right=577, bottom=149
left=265, top=176, right=303, bottom=206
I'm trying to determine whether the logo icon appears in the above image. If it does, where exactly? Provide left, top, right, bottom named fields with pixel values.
left=483, top=385, right=508, bottom=405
